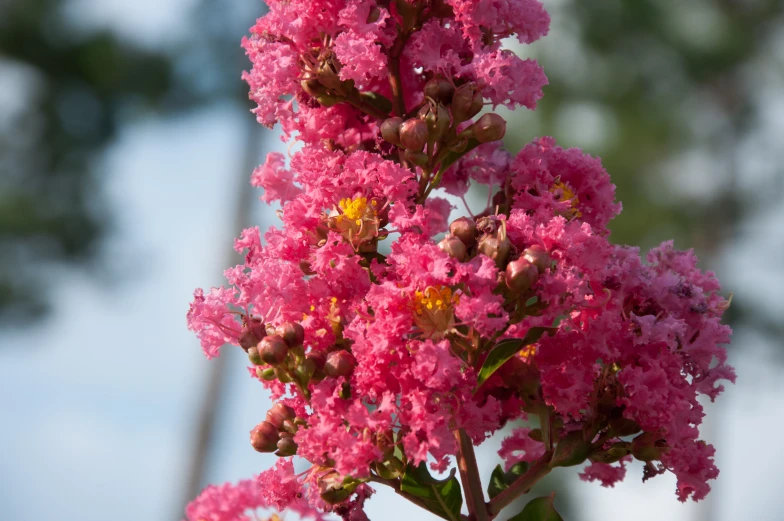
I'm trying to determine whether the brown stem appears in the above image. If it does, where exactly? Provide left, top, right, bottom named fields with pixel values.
left=487, top=451, right=553, bottom=517
left=455, top=428, right=490, bottom=521
left=388, top=28, right=409, bottom=117
left=346, top=96, right=390, bottom=120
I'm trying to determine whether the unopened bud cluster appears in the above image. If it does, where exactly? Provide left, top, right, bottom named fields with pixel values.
left=380, top=78, right=507, bottom=173
left=440, top=216, right=550, bottom=297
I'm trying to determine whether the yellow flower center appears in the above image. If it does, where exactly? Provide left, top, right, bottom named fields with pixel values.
left=414, top=287, right=457, bottom=314
left=338, top=196, right=375, bottom=225
left=412, top=286, right=459, bottom=339
left=550, top=181, right=582, bottom=218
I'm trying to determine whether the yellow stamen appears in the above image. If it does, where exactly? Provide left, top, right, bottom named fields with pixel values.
left=550, top=181, right=582, bottom=218
left=339, top=196, right=370, bottom=222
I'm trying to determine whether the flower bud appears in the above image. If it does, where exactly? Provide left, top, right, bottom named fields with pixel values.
left=306, top=352, right=327, bottom=382
left=451, top=82, right=483, bottom=122
left=265, top=402, right=296, bottom=429
left=238, top=319, right=266, bottom=351
left=399, top=118, right=428, bottom=151
left=477, top=235, right=511, bottom=268
left=259, top=335, right=289, bottom=365
left=250, top=421, right=280, bottom=453
left=380, top=117, right=403, bottom=145
left=438, top=235, right=467, bottom=261
left=277, top=321, right=305, bottom=347
left=522, top=245, right=550, bottom=274
left=275, top=437, right=298, bottom=457
left=325, top=350, right=357, bottom=378
left=247, top=346, right=263, bottom=366
left=256, top=367, right=276, bottom=381
left=449, top=217, right=477, bottom=247
left=471, top=113, right=506, bottom=143
left=424, top=77, right=454, bottom=104
left=404, top=149, right=429, bottom=167
left=424, top=103, right=451, bottom=143
left=505, top=257, right=540, bottom=292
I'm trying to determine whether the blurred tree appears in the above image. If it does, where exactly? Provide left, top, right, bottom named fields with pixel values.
left=504, top=0, right=784, bottom=339
left=0, top=0, right=176, bottom=321
left=0, top=0, right=257, bottom=324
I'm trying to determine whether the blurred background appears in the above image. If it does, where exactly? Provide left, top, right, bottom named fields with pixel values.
left=1, top=0, right=782, bottom=520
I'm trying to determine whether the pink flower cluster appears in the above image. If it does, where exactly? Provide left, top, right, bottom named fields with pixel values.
left=186, top=0, right=735, bottom=518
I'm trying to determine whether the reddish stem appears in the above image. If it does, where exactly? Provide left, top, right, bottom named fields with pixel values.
left=487, top=451, right=553, bottom=517
left=455, top=428, right=490, bottom=521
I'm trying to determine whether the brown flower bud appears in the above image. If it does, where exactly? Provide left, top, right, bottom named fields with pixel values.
left=306, top=352, right=327, bottom=382
left=277, top=321, right=305, bottom=347
left=505, top=257, right=540, bottom=292
left=451, top=82, right=483, bottom=122
left=238, top=319, right=266, bottom=351
left=324, top=350, right=357, bottom=378
left=250, top=421, right=280, bottom=452
left=522, top=245, right=550, bottom=274
left=424, top=103, right=451, bottom=143
left=399, top=118, right=428, bottom=151
left=265, top=402, right=296, bottom=429
left=380, top=117, right=403, bottom=145
left=259, top=335, right=289, bottom=365
left=438, top=235, right=468, bottom=261
left=275, top=437, right=299, bottom=457
left=471, top=113, right=506, bottom=143
left=449, top=217, right=477, bottom=247
left=424, top=76, right=454, bottom=104
left=477, top=235, right=511, bottom=268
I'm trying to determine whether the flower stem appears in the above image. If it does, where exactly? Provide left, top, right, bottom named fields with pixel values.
left=454, top=428, right=490, bottom=521
left=486, top=451, right=553, bottom=517
left=388, top=32, right=407, bottom=117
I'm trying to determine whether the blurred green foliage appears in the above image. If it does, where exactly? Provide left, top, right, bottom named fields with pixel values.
left=507, top=0, right=783, bottom=250
left=503, top=0, right=784, bottom=341
left=0, top=0, right=175, bottom=320
left=0, top=0, right=255, bottom=323
left=2, top=0, right=781, bottom=340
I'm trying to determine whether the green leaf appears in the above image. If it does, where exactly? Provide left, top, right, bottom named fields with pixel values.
left=488, top=462, right=530, bottom=499
left=549, top=431, right=590, bottom=468
left=488, top=464, right=507, bottom=499
left=507, top=494, right=564, bottom=521
left=401, top=462, right=463, bottom=521
left=475, top=327, right=556, bottom=391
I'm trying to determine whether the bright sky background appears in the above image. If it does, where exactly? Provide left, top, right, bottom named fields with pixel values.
left=1, top=1, right=783, bottom=520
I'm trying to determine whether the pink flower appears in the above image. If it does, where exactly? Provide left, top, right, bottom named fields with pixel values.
left=580, top=456, right=631, bottom=488
left=184, top=479, right=263, bottom=521
left=187, top=0, right=735, bottom=513
left=498, top=428, right=546, bottom=470
left=251, top=153, right=302, bottom=204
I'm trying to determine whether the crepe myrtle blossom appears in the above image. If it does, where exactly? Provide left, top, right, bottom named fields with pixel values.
left=185, top=1, right=735, bottom=519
